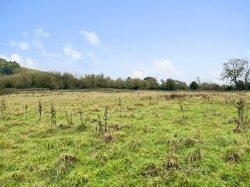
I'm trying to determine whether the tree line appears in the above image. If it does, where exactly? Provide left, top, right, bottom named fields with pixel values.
left=0, top=58, right=249, bottom=91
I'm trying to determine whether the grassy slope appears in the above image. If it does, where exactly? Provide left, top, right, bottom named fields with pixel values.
left=0, top=91, right=249, bottom=186
left=16, top=67, right=43, bottom=74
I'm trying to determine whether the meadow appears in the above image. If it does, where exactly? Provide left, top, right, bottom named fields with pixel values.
left=0, top=90, right=249, bottom=186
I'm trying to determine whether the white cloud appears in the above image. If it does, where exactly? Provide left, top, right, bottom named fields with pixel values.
left=0, top=53, right=37, bottom=69
left=80, top=30, right=108, bottom=51
left=0, top=54, right=9, bottom=61
left=132, top=70, right=148, bottom=79
left=33, top=41, right=61, bottom=58
left=130, top=59, right=181, bottom=80
left=80, top=30, right=100, bottom=46
left=153, top=59, right=181, bottom=75
left=9, top=40, right=30, bottom=50
left=63, top=44, right=82, bottom=62
left=35, top=28, right=50, bottom=38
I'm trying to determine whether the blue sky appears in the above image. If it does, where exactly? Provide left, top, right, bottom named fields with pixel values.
left=1, top=0, right=250, bottom=83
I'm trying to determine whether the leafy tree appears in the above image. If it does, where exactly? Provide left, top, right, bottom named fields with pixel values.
left=12, top=73, right=32, bottom=88
left=0, top=75, right=13, bottom=88
left=61, top=73, right=79, bottom=89
left=144, top=77, right=159, bottom=89
left=189, top=81, right=199, bottom=90
left=221, top=59, right=249, bottom=89
left=164, top=79, right=176, bottom=90
left=200, top=82, right=220, bottom=90
left=161, top=78, right=187, bottom=90
left=80, top=74, right=97, bottom=88
left=126, top=78, right=145, bottom=89
left=96, top=74, right=111, bottom=88
left=236, top=80, right=245, bottom=90
left=0, top=66, right=13, bottom=75
left=32, top=72, right=60, bottom=90
left=0, top=58, right=20, bottom=75
left=175, top=80, right=188, bottom=90
left=113, top=78, right=126, bottom=89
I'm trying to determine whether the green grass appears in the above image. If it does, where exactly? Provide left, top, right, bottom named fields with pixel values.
left=0, top=91, right=249, bottom=186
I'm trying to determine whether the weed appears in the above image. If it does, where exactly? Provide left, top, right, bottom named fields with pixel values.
left=1, top=96, right=6, bottom=120
left=178, top=99, right=185, bottom=119
left=184, top=137, right=196, bottom=148
left=95, top=115, right=103, bottom=132
left=65, top=111, right=73, bottom=127
left=94, top=106, right=109, bottom=134
left=141, top=163, right=160, bottom=177
left=225, top=148, right=242, bottom=163
left=78, top=109, right=84, bottom=125
left=57, top=153, right=77, bottom=174
left=233, top=98, right=249, bottom=132
left=93, top=152, right=108, bottom=162
left=168, top=137, right=182, bottom=152
left=164, top=153, right=181, bottom=170
left=118, top=98, right=121, bottom=106
left=103, top=131, right=114, bottom=142
left=38, top=100, right=42, bottom=121
left=187, top=148, right=202, bottom=163
left=104, top=106, right=108, bottom=133
left=50, top=102, right=56, bottom=126
left=25, top=104, right=28, bottom=115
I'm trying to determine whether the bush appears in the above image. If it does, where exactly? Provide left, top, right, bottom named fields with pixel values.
left=189, top=81, right=199, bottom=90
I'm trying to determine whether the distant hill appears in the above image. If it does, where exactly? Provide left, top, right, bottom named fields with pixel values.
left=0, top=58, right=60, bottom=89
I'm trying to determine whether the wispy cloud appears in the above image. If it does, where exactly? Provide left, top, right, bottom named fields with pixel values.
left=22, top=32, right=28, bottom=37
left=0, top=53, right=37, bottom=69
left=80, top=30, right=108, bottom=51
left=88, top=52, right=100, bottom=64
left=33, top=41, right=61, bottom=58
left=132, top=70, right=148, bottom=79
left=131, top=59, right=181, bottom=79
left=9, top=40, right=30, bottom=50
left=35, top=28, right=50, bottom=38
left=153, top=59, right=181, bottom=75
left=80, top=30, right=100, bottom=46
left=63, top=43, right=82, bottom=63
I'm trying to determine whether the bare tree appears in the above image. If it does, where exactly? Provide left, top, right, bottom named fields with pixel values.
left=221, top=59, right=249, bottom=89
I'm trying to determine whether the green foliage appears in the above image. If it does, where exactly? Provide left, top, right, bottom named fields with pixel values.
left=200, top=82, right=220, bottom=90
left=0, top=58, right=20, bottom=75
left=0, top=57, right=248, bottom=91
left=233, top=98, right=249, bottom=132
left=221, top=59, right=249, bottom=90
left=236, top=80, right=245, bottom=90
left=161, top=78, right=188, bottom=90
left=62, top=73, right=78, bottom=89
left=144, top=76, right=159, bottom=89
left=190, top=81, right=199, bottom=90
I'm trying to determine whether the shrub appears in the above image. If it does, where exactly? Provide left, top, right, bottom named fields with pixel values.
left=189, top=81, right=199, bottom=90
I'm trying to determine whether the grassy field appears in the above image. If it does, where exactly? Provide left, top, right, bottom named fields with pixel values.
left=0, top=90, right=249, bottom=186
